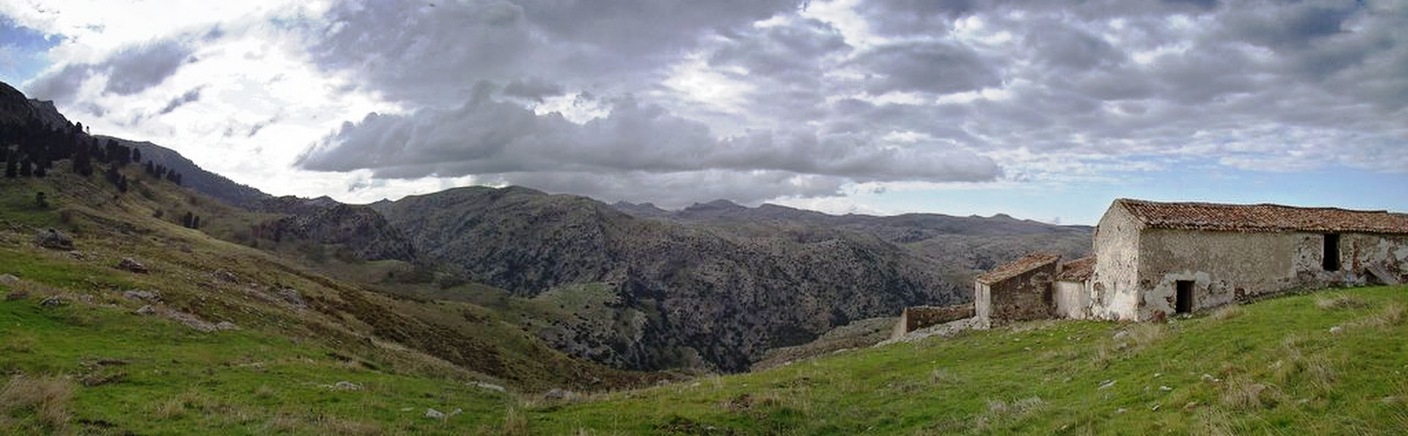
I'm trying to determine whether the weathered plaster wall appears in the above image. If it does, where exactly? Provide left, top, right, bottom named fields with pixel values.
left=1054, top=280, right=1092, bottom=319
left=974, top=282, right=992, bottom=329
left=983, top=263, right=1058, bottom=327
left=1136, top=230, right=1408, bottom=320
left=1090, top=203, right=1142, bottom=320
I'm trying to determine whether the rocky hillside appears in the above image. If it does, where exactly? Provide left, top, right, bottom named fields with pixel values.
left=255, top=196, right=420, bottom=263
left=97, top=136, right=271, bottom=208
left=373, top=187, right=961, bottom=372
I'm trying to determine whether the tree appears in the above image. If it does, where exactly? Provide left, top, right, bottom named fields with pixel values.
left=131, top=147, right=142, bottom=164
left=4, top=156, right=16, bottom=178
left=181, top=211, right=194, bottom=228
left=191, top=215, right=200, bottom=229
left=18, top=158, right=32, bottom=177
left=34, top=192, right=47, bottom=208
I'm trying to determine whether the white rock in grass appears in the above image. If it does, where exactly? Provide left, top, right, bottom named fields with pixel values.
left=425, top=408, right=446, bottom=419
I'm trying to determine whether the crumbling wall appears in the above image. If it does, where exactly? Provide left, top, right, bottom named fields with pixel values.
left=892, top=304, right=974, bottom=339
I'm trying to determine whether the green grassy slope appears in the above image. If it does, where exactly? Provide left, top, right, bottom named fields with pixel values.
left=531, top=286, right=1407, bottom=434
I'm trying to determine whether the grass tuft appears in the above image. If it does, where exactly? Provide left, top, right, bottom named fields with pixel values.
left=1316, top=294, right=1370, bottom=310
left=1211, top=304, right=1245, bottom=320
left=0, top=374, right=74, bottom=432
left=1220, top=376, right=1280, bottom=410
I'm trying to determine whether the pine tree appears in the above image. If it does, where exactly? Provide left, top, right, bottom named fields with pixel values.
left=4, top=155, right=16, bottom=178
left=192, top=216, right=200, bottom=229
left=182, top=211, right=194, bottom=228
left=18, top=158, right=32, bottom=177
left=131, top=147, right=142, bottom=164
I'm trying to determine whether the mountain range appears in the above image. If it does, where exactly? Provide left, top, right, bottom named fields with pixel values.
left=0, top=80, right=1090, bottom=372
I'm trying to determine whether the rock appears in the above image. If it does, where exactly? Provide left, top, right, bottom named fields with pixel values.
left=277, top=288, right=306, bottom=309
left=214, top=321, right=238, bottom=331
left=544, top=388, right=573, bottom=400
left=470, top=381, right=506, bottom=392
left=34, top=229, right=74, bottom=250
left=1115, top=408, right=1128, bottom=414
left=331, top=381, right=363, bottom=391
left=1098, top=380, right=1116, bottom=390
left=1183, top=401, right=1199, bottom=411
left=212, top=270, right=239, bottom=283
left=68, top=251, right=86, bottom=260
left=122, top=290, right=161, bottom=302
left=5, top=291, right=28, bottom=301
left=116, top=258, right=149, bottom=274
left=425, top=408, right=445, bottom=419
left=0, top=274, right=19, bottom=286
left=135, top=305, right=156, bottom=316
left=40, top=295, right=64, bottom=307
left=1159, top=386, right=1173, bottom=391
left=1329, top=326, right=1344, bottom=335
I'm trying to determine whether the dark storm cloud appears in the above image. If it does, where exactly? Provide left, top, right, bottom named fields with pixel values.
left=26, top=39, right=193, bottom=103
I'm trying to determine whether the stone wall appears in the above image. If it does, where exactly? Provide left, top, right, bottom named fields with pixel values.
left=1053, top=280, right=1092, bottom=319
left=891, top=304, right=975, bottom=339
left=978, top=261, right=1058, bottom=327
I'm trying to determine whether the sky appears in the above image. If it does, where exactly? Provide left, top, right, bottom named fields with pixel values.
left=1, top=0, right=1405, bottom=225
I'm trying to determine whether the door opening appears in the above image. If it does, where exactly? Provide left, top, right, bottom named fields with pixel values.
left=1323, top=234, right=1341, bottom=271
left=1175, top=281, right=1194, bottom=314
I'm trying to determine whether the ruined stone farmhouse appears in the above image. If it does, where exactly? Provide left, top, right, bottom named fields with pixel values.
left=968, top=198, right=1408, bottom=329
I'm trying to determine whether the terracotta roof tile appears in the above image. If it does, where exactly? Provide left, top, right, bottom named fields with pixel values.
left=977, top=252, right=1060, bottom=285
left=1056, top=256, right=1095, bottom=281
left=1116, top=199, right=1408, bottom=234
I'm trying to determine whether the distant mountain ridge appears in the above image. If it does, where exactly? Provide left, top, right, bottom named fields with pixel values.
left=2, top=79, right=1090, bottom=372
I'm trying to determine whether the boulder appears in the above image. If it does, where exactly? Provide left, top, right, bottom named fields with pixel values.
left=0, top=274, right=19, bottom=286
left=424, top=408, right=445, bottom=419
left=134, top=305, right=156, bottom=316
left=212, top=270, right=239, bottom=283
left=34, top=229, right=73, bottom=250
left=277, top=288, right=306, bottom=309
left=116, top=258, right=149, bottom=274
left=544, top=388, right=574, bottom=400
left=40, top=295, right=65, bottom=307
left=122, top=290, right=161, bottom=302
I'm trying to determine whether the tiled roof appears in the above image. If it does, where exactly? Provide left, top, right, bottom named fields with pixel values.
left=1056, top=256, right=1095, bottom=281
left=1116, top=199, right=1408, bottom=234
left=977, top=252, right=1060, bottom=285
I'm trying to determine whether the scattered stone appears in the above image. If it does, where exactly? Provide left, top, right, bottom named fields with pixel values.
left=331, top=381, right=364, bottom=391
left=1112, top=330, right=1130, bottom=340
left=122, top=290, right=160, bottom=302
left=425, top=408, right=446, bottom=419
left=1153, top=372, right=1163, bottom=378
left=68, top=251, right=86, bottom=260
left=214, top=321, right=239, bottom=331
left=400, top=407, right=414, bottom=412
left=40, top=295, right=65, bottom=307
left=134, top=305, right=156, bottom=316
left=116, top=258, right=149, bottom=274
left=80, top=372, right=128, bottom=387
left=1159, top=386, right=1173, bottom=392
left=544, top=388, right=574, bottom=400
left=1201, top=374, right=1220, bottom=383
left=277, top=288, right=306, bottom=309
left=212, top=270, right=239, bottom=283
left=470, top=381, right=506, bottom=393
left=1098, top=380, right=1117, bottom=390
left=35, top=229, right=74, bottom=250
left=1329, top=326, right=1344, bottom=335
left=0, top=274, right=19, bottom=286
left=1184, top=401, right=1199, bottom=411
left=1151, top=404, right=1161, bottom=411
left=1115, top=408, right=1128, bottom=414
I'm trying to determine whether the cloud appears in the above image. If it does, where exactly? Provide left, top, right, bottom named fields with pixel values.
left=298, top=88, right=1002, bottom=194
left=26, top=39, right=193, bottom=102
left=157, top=86, right=202, bottom=114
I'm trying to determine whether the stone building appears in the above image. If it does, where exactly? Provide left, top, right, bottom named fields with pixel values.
left=973, top=252, right=1060, bottom=328
left=971, top=199, right=1408, bottom=328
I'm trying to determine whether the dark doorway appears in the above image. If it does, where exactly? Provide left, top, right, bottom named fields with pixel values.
left=1323, top=234, right=1341, bottom=271
left=1175, top=281, right=1194, bottom=314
